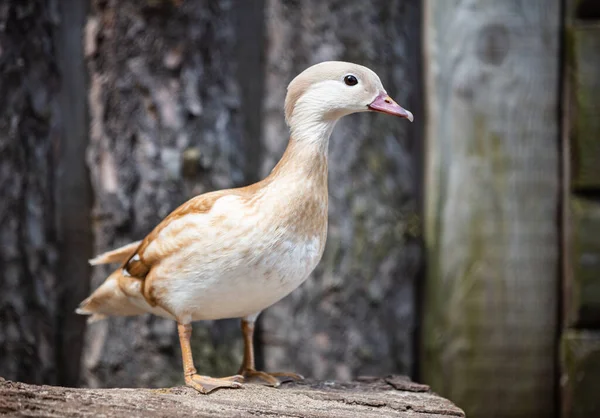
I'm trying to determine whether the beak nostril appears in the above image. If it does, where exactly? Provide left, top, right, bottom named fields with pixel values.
left=384, top=99, right=392, bottom=104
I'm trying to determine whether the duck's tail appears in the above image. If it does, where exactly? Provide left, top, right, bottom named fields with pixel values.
left=76, top=269, right=147, bottom=323
left=88, top=241, right=141, bottom=266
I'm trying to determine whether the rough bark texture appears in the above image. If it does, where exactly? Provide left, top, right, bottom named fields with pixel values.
left=83, top=0, right=250, bottom=389
left=0, top=376, right=464, bottom=417
left=422, top=1, right=560, bottom=417
left=259, top=0, right=423, bottom=381
left=0, top=0, right=61, bottom=385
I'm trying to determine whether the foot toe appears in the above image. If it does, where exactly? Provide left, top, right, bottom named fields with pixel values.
left=186, top=374, right=244, bottom=394
left=270, top=371, right=304, bottom=382
left=240, top=370, right=304, bottom=387
left=241, top=370, right=280, bottom=387
left=221, top=374, right=244, bottom=383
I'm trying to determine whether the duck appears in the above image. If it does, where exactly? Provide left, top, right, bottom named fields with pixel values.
left=77, top=61, right=413, bottom=394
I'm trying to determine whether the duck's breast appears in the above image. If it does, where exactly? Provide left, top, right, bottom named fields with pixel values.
left=147, top=193, right=327, bottom=321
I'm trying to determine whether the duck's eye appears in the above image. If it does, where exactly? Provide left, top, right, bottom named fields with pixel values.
left=344, top=75, right=358, bottom=86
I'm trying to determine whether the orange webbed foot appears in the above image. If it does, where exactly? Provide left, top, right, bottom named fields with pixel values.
left=185, top=374, right=244, bottom=394
left=239, top=369, right=304, bottom=387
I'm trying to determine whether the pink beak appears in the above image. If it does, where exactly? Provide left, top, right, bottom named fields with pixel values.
left=368, top=93, right=414, bottom=122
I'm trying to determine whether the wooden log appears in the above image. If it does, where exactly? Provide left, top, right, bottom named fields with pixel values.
left=0, top=376, right=464, bottom=418
left=568, top=24, right=600, bottom=189
left=422, top=1, right=561, bottom=417
left=561, top=330, right=600, bottom=418
left=567, top=198, right=600, bottom=327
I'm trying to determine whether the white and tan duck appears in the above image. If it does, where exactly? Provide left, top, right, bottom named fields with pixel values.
left=78, top=61, right=413, bottom=394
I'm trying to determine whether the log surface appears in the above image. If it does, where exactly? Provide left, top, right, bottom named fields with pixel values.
left=0, top=376, right=463, bottom=418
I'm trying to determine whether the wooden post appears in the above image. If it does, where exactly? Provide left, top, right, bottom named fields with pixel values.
left=422, top=1, right=561, bottom=417
left=561, top=2, right=600, bottom=417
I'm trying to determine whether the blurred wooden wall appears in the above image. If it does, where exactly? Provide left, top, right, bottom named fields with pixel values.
left=421, top=1, right=561, bottom=417
left=561, top=1, right=600, bottom=417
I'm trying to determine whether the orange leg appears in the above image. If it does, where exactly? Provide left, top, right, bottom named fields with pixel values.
left=178, top=323, right=243, bottom=393
left=237, top=319, right=303, bottom=387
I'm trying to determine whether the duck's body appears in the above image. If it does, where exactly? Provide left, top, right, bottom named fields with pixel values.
left=81, top=137, right=328, bottom=323
left=78, top=61, right=412, bottom=394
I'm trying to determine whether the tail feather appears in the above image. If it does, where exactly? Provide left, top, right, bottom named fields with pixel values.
left=76, top=270, right=146, bottom=319
left=75, top=308, right=107, bottom=324
left=89, top=241, right=141, bottom=266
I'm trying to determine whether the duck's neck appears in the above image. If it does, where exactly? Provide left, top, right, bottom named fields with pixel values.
left=269, top=119, right=336, bottom=183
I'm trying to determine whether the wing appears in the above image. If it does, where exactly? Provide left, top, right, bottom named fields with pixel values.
left=121, top=188, right=251, bottom=281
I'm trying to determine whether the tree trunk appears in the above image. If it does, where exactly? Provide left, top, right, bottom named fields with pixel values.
left=421, top=1, right=560, bottom=417
left=0, top=0, right=61, bottom=385
left=82, top=0, right=253, bottom=388
left=259, top=0, right=423, bottom=380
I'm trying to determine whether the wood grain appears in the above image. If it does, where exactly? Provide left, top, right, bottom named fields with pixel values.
left=422, top=1, right=561, bottom=417
left=0, top=376, right=464, bottom=418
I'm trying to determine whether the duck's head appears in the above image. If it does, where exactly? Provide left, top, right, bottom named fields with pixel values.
left=285, top=61, right=413, bottom=131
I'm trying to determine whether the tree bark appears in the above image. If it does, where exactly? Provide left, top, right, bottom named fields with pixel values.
left=0, top=0, right=61, bottom=385
left=82, top=0, right=251, bottom=388
left=259, top=0, right=423, bottom=380
left=421, top=1, right=561, bottom=417
left=0, top=376, right=464, bottom=418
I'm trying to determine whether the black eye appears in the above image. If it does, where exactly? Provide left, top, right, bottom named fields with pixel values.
left=344, top=75, right=358, bottom=86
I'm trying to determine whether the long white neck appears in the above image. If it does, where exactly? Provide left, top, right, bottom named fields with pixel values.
left=287, top=99, right=339, bottom=157
left=288, top=118, right=336, bottom=156
left=265, top=113, right=335, bottom=186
